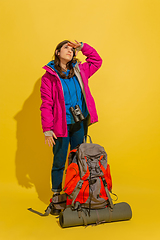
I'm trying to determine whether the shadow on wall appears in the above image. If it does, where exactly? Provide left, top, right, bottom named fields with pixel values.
left=14, top=78, right=53, bottom=204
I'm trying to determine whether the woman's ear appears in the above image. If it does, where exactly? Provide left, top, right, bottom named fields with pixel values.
left=56, top=50, right=59, bottom=55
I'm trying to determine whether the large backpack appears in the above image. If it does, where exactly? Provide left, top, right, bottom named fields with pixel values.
left=28, top=136, right=132, bottom=227
left=28, top=136, right=133, bottom=228
left=64, top=136, right=114, bottom=210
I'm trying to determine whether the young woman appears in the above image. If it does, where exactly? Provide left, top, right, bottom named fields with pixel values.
left=40, top=40, right=102, bottom=213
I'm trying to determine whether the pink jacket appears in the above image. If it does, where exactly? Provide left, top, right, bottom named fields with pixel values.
left=40, top=43, right=102, bottom=137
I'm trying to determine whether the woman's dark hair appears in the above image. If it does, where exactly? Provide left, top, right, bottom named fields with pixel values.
left=53, top=40, right=79, bottom=79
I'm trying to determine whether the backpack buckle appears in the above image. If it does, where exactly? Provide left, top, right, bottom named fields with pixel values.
left=78, top=180, right=83, bottom=189
left=102, top=177, right=107, bottom=187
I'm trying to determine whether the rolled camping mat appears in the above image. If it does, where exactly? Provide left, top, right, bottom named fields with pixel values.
left=59, top=202, right=132, bottom=228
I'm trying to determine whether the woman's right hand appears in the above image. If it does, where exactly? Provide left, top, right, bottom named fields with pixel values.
left=68, top=40, right=81, bottom=49
left=45, top=132, right=57, bottom=147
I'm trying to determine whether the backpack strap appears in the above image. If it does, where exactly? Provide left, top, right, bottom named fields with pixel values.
left=28, top=202, right=52, bottom=216
left=110, top=191, right=118, bottom=201
left=101, top=177, right=114, bottom=209
left=78, top=209, right=88, bottom=226
left=67, top=149, right=77, bottom=165
left=71, top=179, right=84, bottom=208
left=98, top=157, right=114, bottom=209
left=83, top=135, right=92, bottom=143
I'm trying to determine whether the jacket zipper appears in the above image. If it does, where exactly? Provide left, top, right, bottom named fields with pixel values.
left=74, top=63, right=90, bottom=114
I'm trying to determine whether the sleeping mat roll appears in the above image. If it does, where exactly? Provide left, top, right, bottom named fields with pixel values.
left=59, top=202, right=132, bottom=228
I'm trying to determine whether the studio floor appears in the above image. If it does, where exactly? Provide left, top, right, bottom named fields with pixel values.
left=1, top=182, right=160, bottom=240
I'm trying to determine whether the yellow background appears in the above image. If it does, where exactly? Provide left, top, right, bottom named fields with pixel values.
left=0, top=0, right=160, bottom=239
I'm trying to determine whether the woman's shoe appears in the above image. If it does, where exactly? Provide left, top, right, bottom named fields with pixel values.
left=50, top=192, right=61, bottom=215
left=50, top=206, right=61, bottom=215
left=44, top=202, right=61, bottom=216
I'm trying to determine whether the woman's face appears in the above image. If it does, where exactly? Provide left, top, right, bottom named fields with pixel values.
left=58, top=43, right=74, bottom=63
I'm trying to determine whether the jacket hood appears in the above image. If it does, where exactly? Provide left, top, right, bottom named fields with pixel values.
left=43, top=60, right=77, bottom=76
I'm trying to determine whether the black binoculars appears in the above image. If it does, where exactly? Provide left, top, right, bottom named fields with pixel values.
left=70, top=105, right=85, bottom=123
